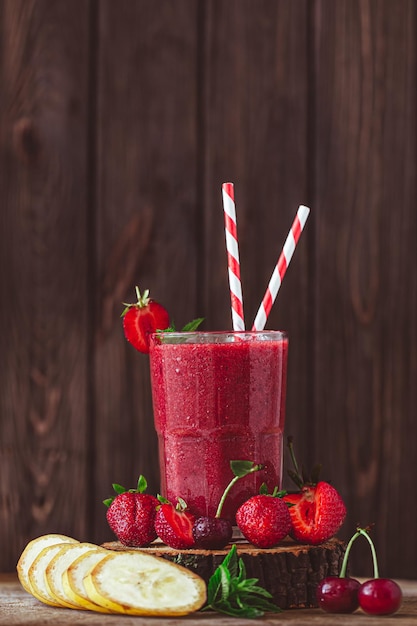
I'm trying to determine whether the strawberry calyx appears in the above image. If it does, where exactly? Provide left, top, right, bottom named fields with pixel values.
left=287, top=435, right=322, bottom=489
left=156, top=494, right=189, bottom=512
left=259, top=483, right=287, bottom=498
left=121, top=287, right=151, bottom=317
left=103, top=474, right=148, bottom=508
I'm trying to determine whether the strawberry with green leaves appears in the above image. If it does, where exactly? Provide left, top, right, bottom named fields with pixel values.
left=235, top=485, right=292, bottom=548
left=283, top=438, right=346, bottom=545
left=122, top=287, right=170, bottom=354
left=104, top=476, right=158, bottom=547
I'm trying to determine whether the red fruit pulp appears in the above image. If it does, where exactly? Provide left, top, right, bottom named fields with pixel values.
left=154, top=504, right=195, bottom=549
left=316, top=576, right=361, bottom=613
left=284, top=481, right=346, bottom=544
left=149, top=332, right=288, bottom=520
left=358, top=578, right=402, bottom=615
left=123, top=300, right=169, bottom=353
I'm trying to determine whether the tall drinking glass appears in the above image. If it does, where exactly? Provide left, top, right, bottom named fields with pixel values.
left=149, top=331, right=288, bottom=521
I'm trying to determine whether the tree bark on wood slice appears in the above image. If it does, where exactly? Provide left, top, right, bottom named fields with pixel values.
left=102, top=536, right=345, bottom=609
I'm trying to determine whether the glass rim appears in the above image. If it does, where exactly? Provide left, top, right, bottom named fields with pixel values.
left=149, top=329, right=288, bottom=343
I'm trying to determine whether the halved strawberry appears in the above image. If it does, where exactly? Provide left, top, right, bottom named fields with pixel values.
left=122, top=287, right=170, bottom=354
left=154, top=497, right=196, bottom=550
left=284, top=481, right=346, bottom=545
left=283, top=438, right=346, bottom=545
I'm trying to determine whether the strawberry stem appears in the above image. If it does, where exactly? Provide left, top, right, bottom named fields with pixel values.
left=287, top=437, right=300, bottom=476
left=215, top=461, right=262, bottom=518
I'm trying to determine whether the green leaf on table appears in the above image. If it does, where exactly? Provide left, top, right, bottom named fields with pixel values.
left=203, top=545, right=282, bottom=618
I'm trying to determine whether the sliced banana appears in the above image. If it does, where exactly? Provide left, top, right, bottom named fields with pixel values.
left=83, top=551, right=206, bottom=616
left=29, top=543, right=77, bottom=607
left=45, top=542, right=106, bottom=609
left=17, top=534, right=78, bottom=596
left=62, top=548, right=113, bottom=613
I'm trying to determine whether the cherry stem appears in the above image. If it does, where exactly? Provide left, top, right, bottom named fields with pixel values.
left=339, top=527, right=380, bottom=579
left=339, top=529, right=361, bottom=578
left=358, top=528, right=380, bottom=579
left=215, top=464, right=262, bottom=518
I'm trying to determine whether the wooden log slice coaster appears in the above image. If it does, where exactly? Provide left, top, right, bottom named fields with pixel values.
left=102, top=535, right=345, bottom=609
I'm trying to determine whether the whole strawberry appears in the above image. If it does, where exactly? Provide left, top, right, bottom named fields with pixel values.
left=122, top=287, right=170, bottom=354
left=104, top=476, right=158, bottom=547
left=155, top=497, right=196, bottom=550
left=236, top=485, right=292, bottom=548
left=283, top=437, right=346, bottom=545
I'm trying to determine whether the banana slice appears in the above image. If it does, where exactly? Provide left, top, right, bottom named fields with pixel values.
left=45, top=543, right=106, bottom=610
left=17, top=534, right=78, bottom=596
left=29, top=542, right=79, bottom=607
left=62, top=548, right=113, bottom=613
left=84, top=551, right=207, bottom=616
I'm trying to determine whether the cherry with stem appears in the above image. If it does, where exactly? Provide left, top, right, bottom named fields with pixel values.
left=192, top=461, right=262, bottom=549
left=357, top=528, right=402, bottom=616
left=316, top=528, right=362, bottom=613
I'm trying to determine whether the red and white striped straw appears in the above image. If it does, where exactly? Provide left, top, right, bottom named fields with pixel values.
left=252, top=205, right=310, bottom=331
left=222, top=182, right=245, bottom=331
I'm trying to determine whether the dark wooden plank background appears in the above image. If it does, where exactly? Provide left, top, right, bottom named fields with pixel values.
left=0, top=0, right=416, bottom=579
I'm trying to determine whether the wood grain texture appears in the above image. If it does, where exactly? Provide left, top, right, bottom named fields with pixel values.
left=313, top=0, right=417, bottom=577
left=1, top=573, right=417, bottom=624
left=0, top=0, right=416, bottom=580
left=92, top=0, right=199, bottom=544
left=0, top=0, right=90, bottom=568
left=201, top=0, right=313, bottom=469
left=102, top=538, right=345, bottom=610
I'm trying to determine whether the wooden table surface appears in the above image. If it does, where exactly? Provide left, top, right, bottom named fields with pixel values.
left=1, top=573, right=417, bottom=625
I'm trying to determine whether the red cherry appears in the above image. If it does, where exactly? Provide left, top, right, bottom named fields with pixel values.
left=192, top=516, right=233, bottom=549
left=358, top=578, right=402, bottom=615
left=316, top=576, right=361, bottom=613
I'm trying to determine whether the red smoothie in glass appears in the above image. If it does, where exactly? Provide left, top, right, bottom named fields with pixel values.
left=149, top=331, right=288, bottom=520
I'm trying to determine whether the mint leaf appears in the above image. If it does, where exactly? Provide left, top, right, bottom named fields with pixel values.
left=158, top=318, right=204, bottom=335
left=203, top=545, right=282, bottom=618
left=181, top=317, right=204, bottom=331
left=222, top=543, right=238, bottom=578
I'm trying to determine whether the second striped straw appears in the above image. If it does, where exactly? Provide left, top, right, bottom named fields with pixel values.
left=252, top=204, right=310, bottom=331
left=222, top=182, right=245, bottom=331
